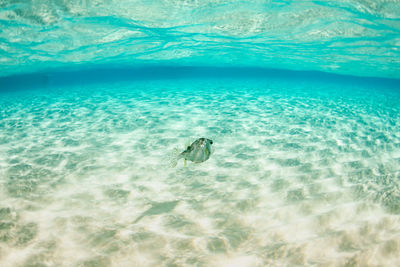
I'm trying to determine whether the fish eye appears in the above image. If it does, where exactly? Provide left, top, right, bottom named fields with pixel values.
left=210, top=140, right=213, bottom=144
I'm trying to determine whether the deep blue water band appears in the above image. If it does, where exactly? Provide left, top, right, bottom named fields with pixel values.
left=1, top=66, right=399, bottom=92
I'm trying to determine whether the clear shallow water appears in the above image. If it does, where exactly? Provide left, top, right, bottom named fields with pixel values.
left=0, top=0, right=399, bottom=78
left=1, top=75, right=400, bottom=266
left=1, top=0, right=400, bottom=266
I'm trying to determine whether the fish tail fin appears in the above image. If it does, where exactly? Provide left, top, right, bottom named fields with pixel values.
left=169, top=148, right=181, bottom=168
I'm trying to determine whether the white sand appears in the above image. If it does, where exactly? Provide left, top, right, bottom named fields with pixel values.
left=0, top=79, right=399, bottom=266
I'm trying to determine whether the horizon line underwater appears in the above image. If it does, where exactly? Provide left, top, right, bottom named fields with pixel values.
left=1, top=0, right=400, bottom=266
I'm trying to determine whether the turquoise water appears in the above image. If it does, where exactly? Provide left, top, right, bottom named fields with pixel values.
left=1, top=0, right=399, bottom=78
left=1, top=1, right=400, bottom=267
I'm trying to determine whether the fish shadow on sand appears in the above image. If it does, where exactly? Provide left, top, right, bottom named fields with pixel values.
left=133, top=200, right=179, bottom=224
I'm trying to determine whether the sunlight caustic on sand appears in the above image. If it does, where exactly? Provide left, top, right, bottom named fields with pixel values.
left=1, top=78, right=400, bottom=266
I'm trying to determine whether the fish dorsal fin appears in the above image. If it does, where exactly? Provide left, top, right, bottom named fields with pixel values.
left=185, top=139, right=191, bottom=150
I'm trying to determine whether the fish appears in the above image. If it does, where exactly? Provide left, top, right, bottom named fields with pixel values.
left=170, top=138, right=213, bottom=167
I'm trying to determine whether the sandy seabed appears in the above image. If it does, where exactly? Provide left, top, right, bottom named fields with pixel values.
left=1, top=78, right=400, bottom=266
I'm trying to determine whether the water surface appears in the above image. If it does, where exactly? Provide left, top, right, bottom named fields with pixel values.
left=1, top=0, right=400, bottom=266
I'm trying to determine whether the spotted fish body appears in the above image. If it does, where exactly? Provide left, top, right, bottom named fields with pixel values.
left=171, top=138, right=213, bottom=167
left=181, top=138, right=213, bottom=163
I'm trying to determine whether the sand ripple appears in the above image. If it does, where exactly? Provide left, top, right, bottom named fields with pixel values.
left=0, top=79, right=400, bottom=266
